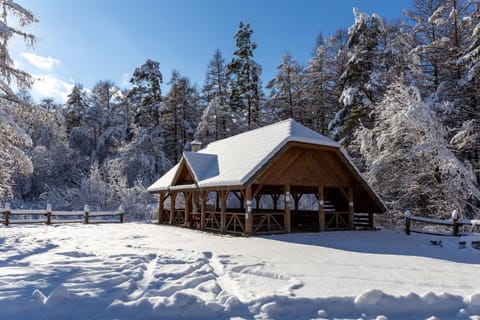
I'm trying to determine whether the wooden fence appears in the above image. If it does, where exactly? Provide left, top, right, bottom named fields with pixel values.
left=405, top=210, right=479, bottom=236
left=0, top=203, right=124, bottom=226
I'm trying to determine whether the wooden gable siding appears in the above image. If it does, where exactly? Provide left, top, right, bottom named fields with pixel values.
left=172, top=160, right=196, bottom=186
left=253, top=144, right=355, bottom=188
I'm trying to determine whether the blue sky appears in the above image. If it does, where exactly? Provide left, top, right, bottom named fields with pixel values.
left=11, top=0, right=411, bottom=103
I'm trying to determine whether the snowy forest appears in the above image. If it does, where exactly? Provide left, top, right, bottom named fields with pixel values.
left=0, top=0, right=479, bottom=223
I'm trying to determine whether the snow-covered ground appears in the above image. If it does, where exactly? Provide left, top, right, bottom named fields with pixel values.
left=1, top=223, right=480, bottom=320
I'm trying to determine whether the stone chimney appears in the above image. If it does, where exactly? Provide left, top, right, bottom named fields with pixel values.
left=191, top=140, right=202, bottom=152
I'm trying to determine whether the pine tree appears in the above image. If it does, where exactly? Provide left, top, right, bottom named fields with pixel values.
left=129, top=59, right=163, bottom=128
left=195, top=50, right=233, bottom=143
left=405, top=0, right=471, bottom=93
left=330, top=8, right=387, bottom=148
left=162, top=70, right=201, bottom=162
left=453, top=3, right=480, bottom=184
left=303, top=37, right=341, bottom=135
left=202, top=50, right=228, bottom=105
left=227, top=21, right=263, bottom=130
left=266, top=53, right=303, bottom=122
left=65, top=83, right=88, bottom=133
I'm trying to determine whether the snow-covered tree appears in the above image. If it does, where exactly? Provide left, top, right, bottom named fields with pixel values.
left=118, top=126, right=171, bottom=187
left=202, top=50, right=228, bottom=105
left=195, top=50, right=233, bottom=143
left=227, top=21, right=263, bottom=130
left=358, top=81, right=480, bottom=218
left=195, top=96, right=231, bottom=144
left=266, top=53, right=303, bottom=122
left=330, top=9, right=387, bottom=142
left=0, top=1, right=37, bottom=200
left=65, top=83, right=89, bottom=133
left=130, top=59, right=163, bottom=127
left=162, top=70, right=201, bottom=162
left=303, top=37, right=342, bottom=135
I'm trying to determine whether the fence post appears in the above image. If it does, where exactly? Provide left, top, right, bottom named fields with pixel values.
left=46, top=203, right=52, bottom=225
left=84, top=205, right=89, bottom=224
left=4, top=202, right=10, bottom=226
left=405, top=210, right=411, bottom=235
left=452, top=209, right=459, bottom=236
left=119, top=205, right=124, bottom=223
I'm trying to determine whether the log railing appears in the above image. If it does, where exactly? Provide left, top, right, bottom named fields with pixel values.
left=204, top=211, right=221, bottom=231
left=225, top=212, right=246, bottom=234
left=253, top=212, right=285, bottom=234
left=325, top=211, right=350, bottom=230
left=172, top=209, right=185, bottom=225
left=0, top=203, right=124, bottom=226
left=404, top=210, right=475, bottom=236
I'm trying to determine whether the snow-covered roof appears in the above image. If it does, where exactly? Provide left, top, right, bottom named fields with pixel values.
left=148, top=119, right=340, bottom=192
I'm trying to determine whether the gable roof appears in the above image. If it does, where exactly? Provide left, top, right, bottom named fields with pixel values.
left=148, top=119, right=340, bottom=192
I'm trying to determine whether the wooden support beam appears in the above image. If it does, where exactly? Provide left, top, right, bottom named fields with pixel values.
left=284, top=185, right=291, bottom=233
left=271, top=193, right=279, bottom=211
left=245, top=187, right=253, bottom=235
left=255, top=195, right=261, bottom=210
left=184, top=191, right=192, bottom=226
left=232, top=191, right=242, bottom=202
left=220, top=190, right=229, bottom=233
left=200, top=191, right=208, bottom=230
left=232, top=191, right=245, bottom=211
left=158, top=192, right=165, bottom=224
left=318, top=186, right=325, bottom=232
left=292, top=192, right=302, bottom=212
left=169, top=192, right=177, bottom=225
left=338, top=187, right=348, bottom=201
left=252, top=184, right=264, bottom=199
left=348, top=187, right=354, bottom=230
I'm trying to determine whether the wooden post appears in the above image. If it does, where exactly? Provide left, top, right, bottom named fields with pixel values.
left=239, top=191, right=245, bottom=211
left=158, top=192, right=165, bottom=224
left=84, top=204, right=89, bottom=224
left=293, top=193, right=300, bottom=212
left=200, top=191, right=207, bottom=230
left=318, top=186, right=325, bottom=232
left=348, top=188, right=354, bottom=230
left=46, top=203, right=52, bottom=225
left=405, top=210, right=411, bottom=235
left=255, top=195, right=261, bottom=211
left=4, top=202, right=10, bottom=226
left=169, top=192, right=177, bottom=225
left=220, top=190, right=228, bottom=233
left=245, top=186, right=253, bottom=235
left=284, top=185, right=291, bottom=233
left=184, top=191, right=192, bottom=227
left=272, top=194, right=279, bottom=211
left=452, top=209, right=459, bottom=236
left=119, top=204, right=124, bottom=223
left=368, top=213, right=374, bottom=229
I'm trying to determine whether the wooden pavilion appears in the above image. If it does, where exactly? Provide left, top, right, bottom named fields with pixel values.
left=147, top=119, right=386, bottom=235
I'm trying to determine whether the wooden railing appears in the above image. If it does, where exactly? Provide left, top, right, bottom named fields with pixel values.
left=253, top=212, right=285, bottom=234
left=354, top=212, right=374, bottom=229
left=172, top=209, right=185, bottom=225
left=0, top=204, right=124, bottom=226
left=225, top=212, right=246, bottom=234
left=325, top=211, right=350, bottom=230
left=204, top=211, right=221, bottom=231
left=404, top=210, right=477, bottom=236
